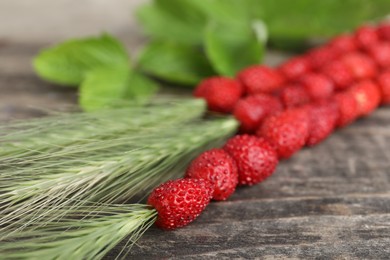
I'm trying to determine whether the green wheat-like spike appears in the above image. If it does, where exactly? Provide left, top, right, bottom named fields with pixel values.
left=0, top=100, right=237, bottom=259
left=0, top=99, right=206, bottom=187
left=0, top=99, right=205, bottom=163
left=0, top=115, right=238, bottom=237
left=0, top=204, right=157, bottom=260
left=0, top=99, right=239, bottom=259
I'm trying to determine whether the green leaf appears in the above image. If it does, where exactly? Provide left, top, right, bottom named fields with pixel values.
left=79, top=68, right=158, bottom=112
left=126, top=70, right=159, bottom=103
left=189, top=0, right=253, bottom=28
left=137, top=0, right=390, bottom=53
left=137, top=41, right=215, bottom=85
left=33, top=34, right=130, bottom=86
left=204, top=20, right=265, bottom=77
left=253, top=0, right=390, bottom=41
left=136, top=0, right=206, bottom=45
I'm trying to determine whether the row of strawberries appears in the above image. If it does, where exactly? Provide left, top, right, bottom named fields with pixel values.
left=147, top=22, right=390, bottom=230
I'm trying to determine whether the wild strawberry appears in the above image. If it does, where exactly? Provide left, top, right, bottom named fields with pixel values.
left=355, top=25, right=379, bottom=50
left=237, top=65, right=285, bottom=94
left=377, top=22, right=390, bottom=41
left=333, top=92, right=359, bottom=128
left=306, top=100, right=339, bottom=146
left=329, top=34, right=358, bottom=54
left=278, top=56, right=311, bottom=80
left=321, top=60, right=354, bottom=90
left=233, top=94, right=283, bottom=133
left=298, top=73, right=335, bottom=101
left=341, top=52, right=377, bottom=79
left=185, top=149, right=238, bottom=201
left=257, top=108, right=310, bottom=159
left=279, top=84, right=311, bottom=108
left=147, top=178, right=212, bottom=230
left=367, top=42, right=390, bottom=68
left=223, top=135, right=278, bottom=186
left=307, top=46, right=338, bottom=69
left=377, top=70, right=390, bottom=104
left=349, top=80, right=381, bottom=116
left=194, top=76, right=243, bottom=113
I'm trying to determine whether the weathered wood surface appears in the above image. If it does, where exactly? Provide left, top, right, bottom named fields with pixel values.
left=120, top=109, right=390, bottom=259
left=1, top=1, right=390, bottom=259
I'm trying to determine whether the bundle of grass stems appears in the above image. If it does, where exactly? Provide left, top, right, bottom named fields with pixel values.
left=0, top=98, right=238, bottom=259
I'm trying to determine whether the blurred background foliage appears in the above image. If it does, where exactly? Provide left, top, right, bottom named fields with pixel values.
left=33, top=0, right=390, bottom=111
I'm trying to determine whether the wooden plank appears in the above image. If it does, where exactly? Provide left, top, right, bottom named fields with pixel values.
left=120, top=108, right=390, bottom=258
left=124, top=214, right=390, bottom=259
left=117, top=111, right=390, bottom=258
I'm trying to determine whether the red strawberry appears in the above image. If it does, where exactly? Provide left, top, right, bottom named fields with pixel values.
left=377, top=22, right=390, bottom=41
left=194, top=76, right=243, bottom=113
left=223, top=135, right=278, bottom=186
left=341, top=52, right=377, bottom=79
left=279, top=84, right=311, bottom=108
left=367, top=42, right=390, bottom=68
left=298, top=73, right=335, bottom=101
left=278, top=56, right=312, bottom=80
left=377, top=70, right=390, bottom=104
left=233, top=94, right=283, bottom=133
left=237, top=65, right=285, bottom=94
left=355, top=25, right=379, bottom=50
left=321, top=60, right=354, bottom=90
left=257, top=108, right=310, bottom=159
left=307, top=46, right=338, bottom=69
left=333, top=92, right=359, bottom=128
left=329, top=34, right=358, bottom=54
left=185, top=149, right=238, bottom=201
left=306, top=100, right=339, bottom=146
left=147, top=178, right=212, bottom=230
left=349, top=80, right=381, bottom=116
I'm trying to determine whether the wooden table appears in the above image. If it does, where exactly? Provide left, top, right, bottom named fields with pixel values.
left=1, top=2, right=389, bottom=259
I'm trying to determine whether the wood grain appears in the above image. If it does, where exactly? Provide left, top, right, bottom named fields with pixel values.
left=119, top=112, right=390, bottom=259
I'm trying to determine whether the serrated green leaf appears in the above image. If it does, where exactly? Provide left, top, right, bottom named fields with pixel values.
left=79, top=68, right=158, bottom=112
left=137, top=41, right=215, bottom=86
left=204, top=20, right=265, bottom=77
left=34, top=34, right=130, bottom=86
left=136, top=0, right=206, bottom=45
